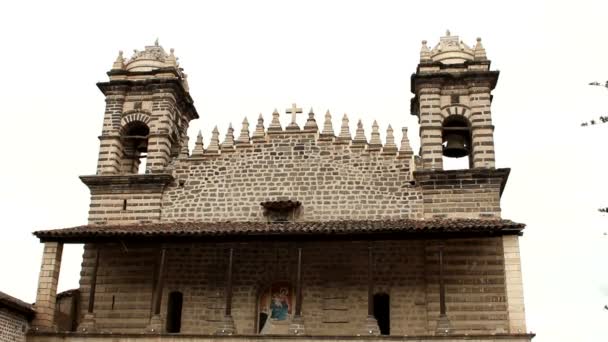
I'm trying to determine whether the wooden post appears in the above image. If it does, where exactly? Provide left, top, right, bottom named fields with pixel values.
left=152, top=246, right=167, bottom=316
left=225, top=247, right=234, bottom=317
left=295, top=247, right=303, bottom=317
left=87, top=248, right=101, bottom=313
left=367, top=245, right=374, bottom=317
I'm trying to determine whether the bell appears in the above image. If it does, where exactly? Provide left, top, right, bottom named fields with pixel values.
left=443, top=132, right=469, bottom=158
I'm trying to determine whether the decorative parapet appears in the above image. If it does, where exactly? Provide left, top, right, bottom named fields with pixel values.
left=187, top=110, right=414, bottom=160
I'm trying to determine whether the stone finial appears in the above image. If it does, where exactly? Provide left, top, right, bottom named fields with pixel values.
left=166, top=48, right=177, bottom=67
left=191, top=130, right=205, bottom=158
left=252, top=113, right=266, bottom=142
left=268, top=108, right=283, bottom=132
left=112, top=50, right=125, bottom=70
left=369, top=120, right=382, bottom=151
left=304, top=108, right=318, bottom=132
left=338, top=114, right=351, bottom=142
left=321, top=110, right=334, bottom=137
left=221, top=123, right=236, bottom=151
left=420, top=41, right=431, bottom=62
left=474, top=37, right=487, bottom=61
left=352, top=119, right=368, bottom=147
left=206, top=126, right=220, bottom=154
left=182, top=73, right=190, bottom=92
left=382, top=125, right=398, bottom=155
left=236, top=117, right=251, bottom=146
left=398, top=127, right=413, bottom=158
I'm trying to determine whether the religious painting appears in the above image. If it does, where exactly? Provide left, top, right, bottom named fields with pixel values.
left=258, top=282, right=293, bottom=333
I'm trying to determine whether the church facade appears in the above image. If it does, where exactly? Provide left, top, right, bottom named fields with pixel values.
left=27, top=33, right=533, bottom=341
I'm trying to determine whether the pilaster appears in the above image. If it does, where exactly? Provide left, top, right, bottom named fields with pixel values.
left=503, top=235, right=527, bottom=334
left=418, top=88, right=443, bottom=170
left=469, top=86, right=495, bottom=168
left=31, top=242, right=63, bottom=331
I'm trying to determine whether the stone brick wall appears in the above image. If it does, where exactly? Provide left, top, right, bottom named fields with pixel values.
left=77, top=237, right=509, bottom=336
left=0, top=308, right=28, bottom=342
left=414, top=169, right=506, bottom=219
left=425, top=239, right=508, bottom=334
left=88, top=192, right=164, bottom=225
left=162, top=132, right=422, bottom=222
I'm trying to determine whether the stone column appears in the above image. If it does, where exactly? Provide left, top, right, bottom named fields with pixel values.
left=503, top=235, right=527, bottom=333
left=216, top=247, right=236, bottom=335
left=289, top=247, right=305, bottom=335
left=78, top=247, right=101, bottom=332
left=469, top=86, right=496, bottom=169
left=31, top=242, right=63, bottom=331
left=418, top=87, right=443, bottom=170
left=147, top=246, right=167, bottom=332
left=436, top=244, right=451, bottom=335
left=363, top=245, right=380, bottom=335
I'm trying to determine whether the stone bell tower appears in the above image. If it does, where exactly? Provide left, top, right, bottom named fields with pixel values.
left=411, top=31, right=498, bottom=170
left=83, top=41, right=199, bottom=225
left=95, top=40, right=198, bottom=175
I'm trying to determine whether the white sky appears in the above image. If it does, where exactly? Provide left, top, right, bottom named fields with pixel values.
left=1, top=1, right=607, bottom=340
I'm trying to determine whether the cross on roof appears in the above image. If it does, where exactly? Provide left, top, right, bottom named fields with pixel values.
left=286, top=103, right=303, bottom=125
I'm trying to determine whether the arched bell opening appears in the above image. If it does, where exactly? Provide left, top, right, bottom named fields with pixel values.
left=441, top=115, right=472, bottom=170
left=120, top=121, right=150, bottom=174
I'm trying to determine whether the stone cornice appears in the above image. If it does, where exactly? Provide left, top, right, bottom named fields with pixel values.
left=96, top=77, right=198, bottom=120
left=80, top=174, right=174, bottom=194
left=410, top=69, right=500, bottom=94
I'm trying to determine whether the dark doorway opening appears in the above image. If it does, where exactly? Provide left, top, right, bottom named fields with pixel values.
left=374, top=293, right=390, bottom=335
left=258, top=312, right=268, bottom=333
left=166, top=291, right=183, bottom=333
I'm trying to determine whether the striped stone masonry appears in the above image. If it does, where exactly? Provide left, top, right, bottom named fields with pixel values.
left=502, top=236, right=527, bottom=334
left=32, top=242, right=63, bottom=330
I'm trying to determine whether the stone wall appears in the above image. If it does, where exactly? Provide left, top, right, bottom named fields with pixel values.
left=77, top=237, right=510, bottom=336
left=0, top=308, right=28, bottom=342
left=162, top=132, right=422, bottom=222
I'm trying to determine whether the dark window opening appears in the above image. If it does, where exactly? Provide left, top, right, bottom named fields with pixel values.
left=374, top=293, right=390, bottom=335
left=166, top=291, right=183, bottom=333
left=111, top=295, right=115, bottom=310
left=122, top=200, right=127, bottom=211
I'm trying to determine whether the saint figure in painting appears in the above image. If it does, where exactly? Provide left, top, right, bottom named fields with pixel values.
left=259, top=282, right=293, bottom=334
left=269, top=288, right=289, bottom=320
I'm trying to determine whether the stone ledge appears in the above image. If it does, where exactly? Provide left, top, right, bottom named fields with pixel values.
left=80, top=174, right=174, bottom=195
left=27, top=332, right=535, bottom=341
